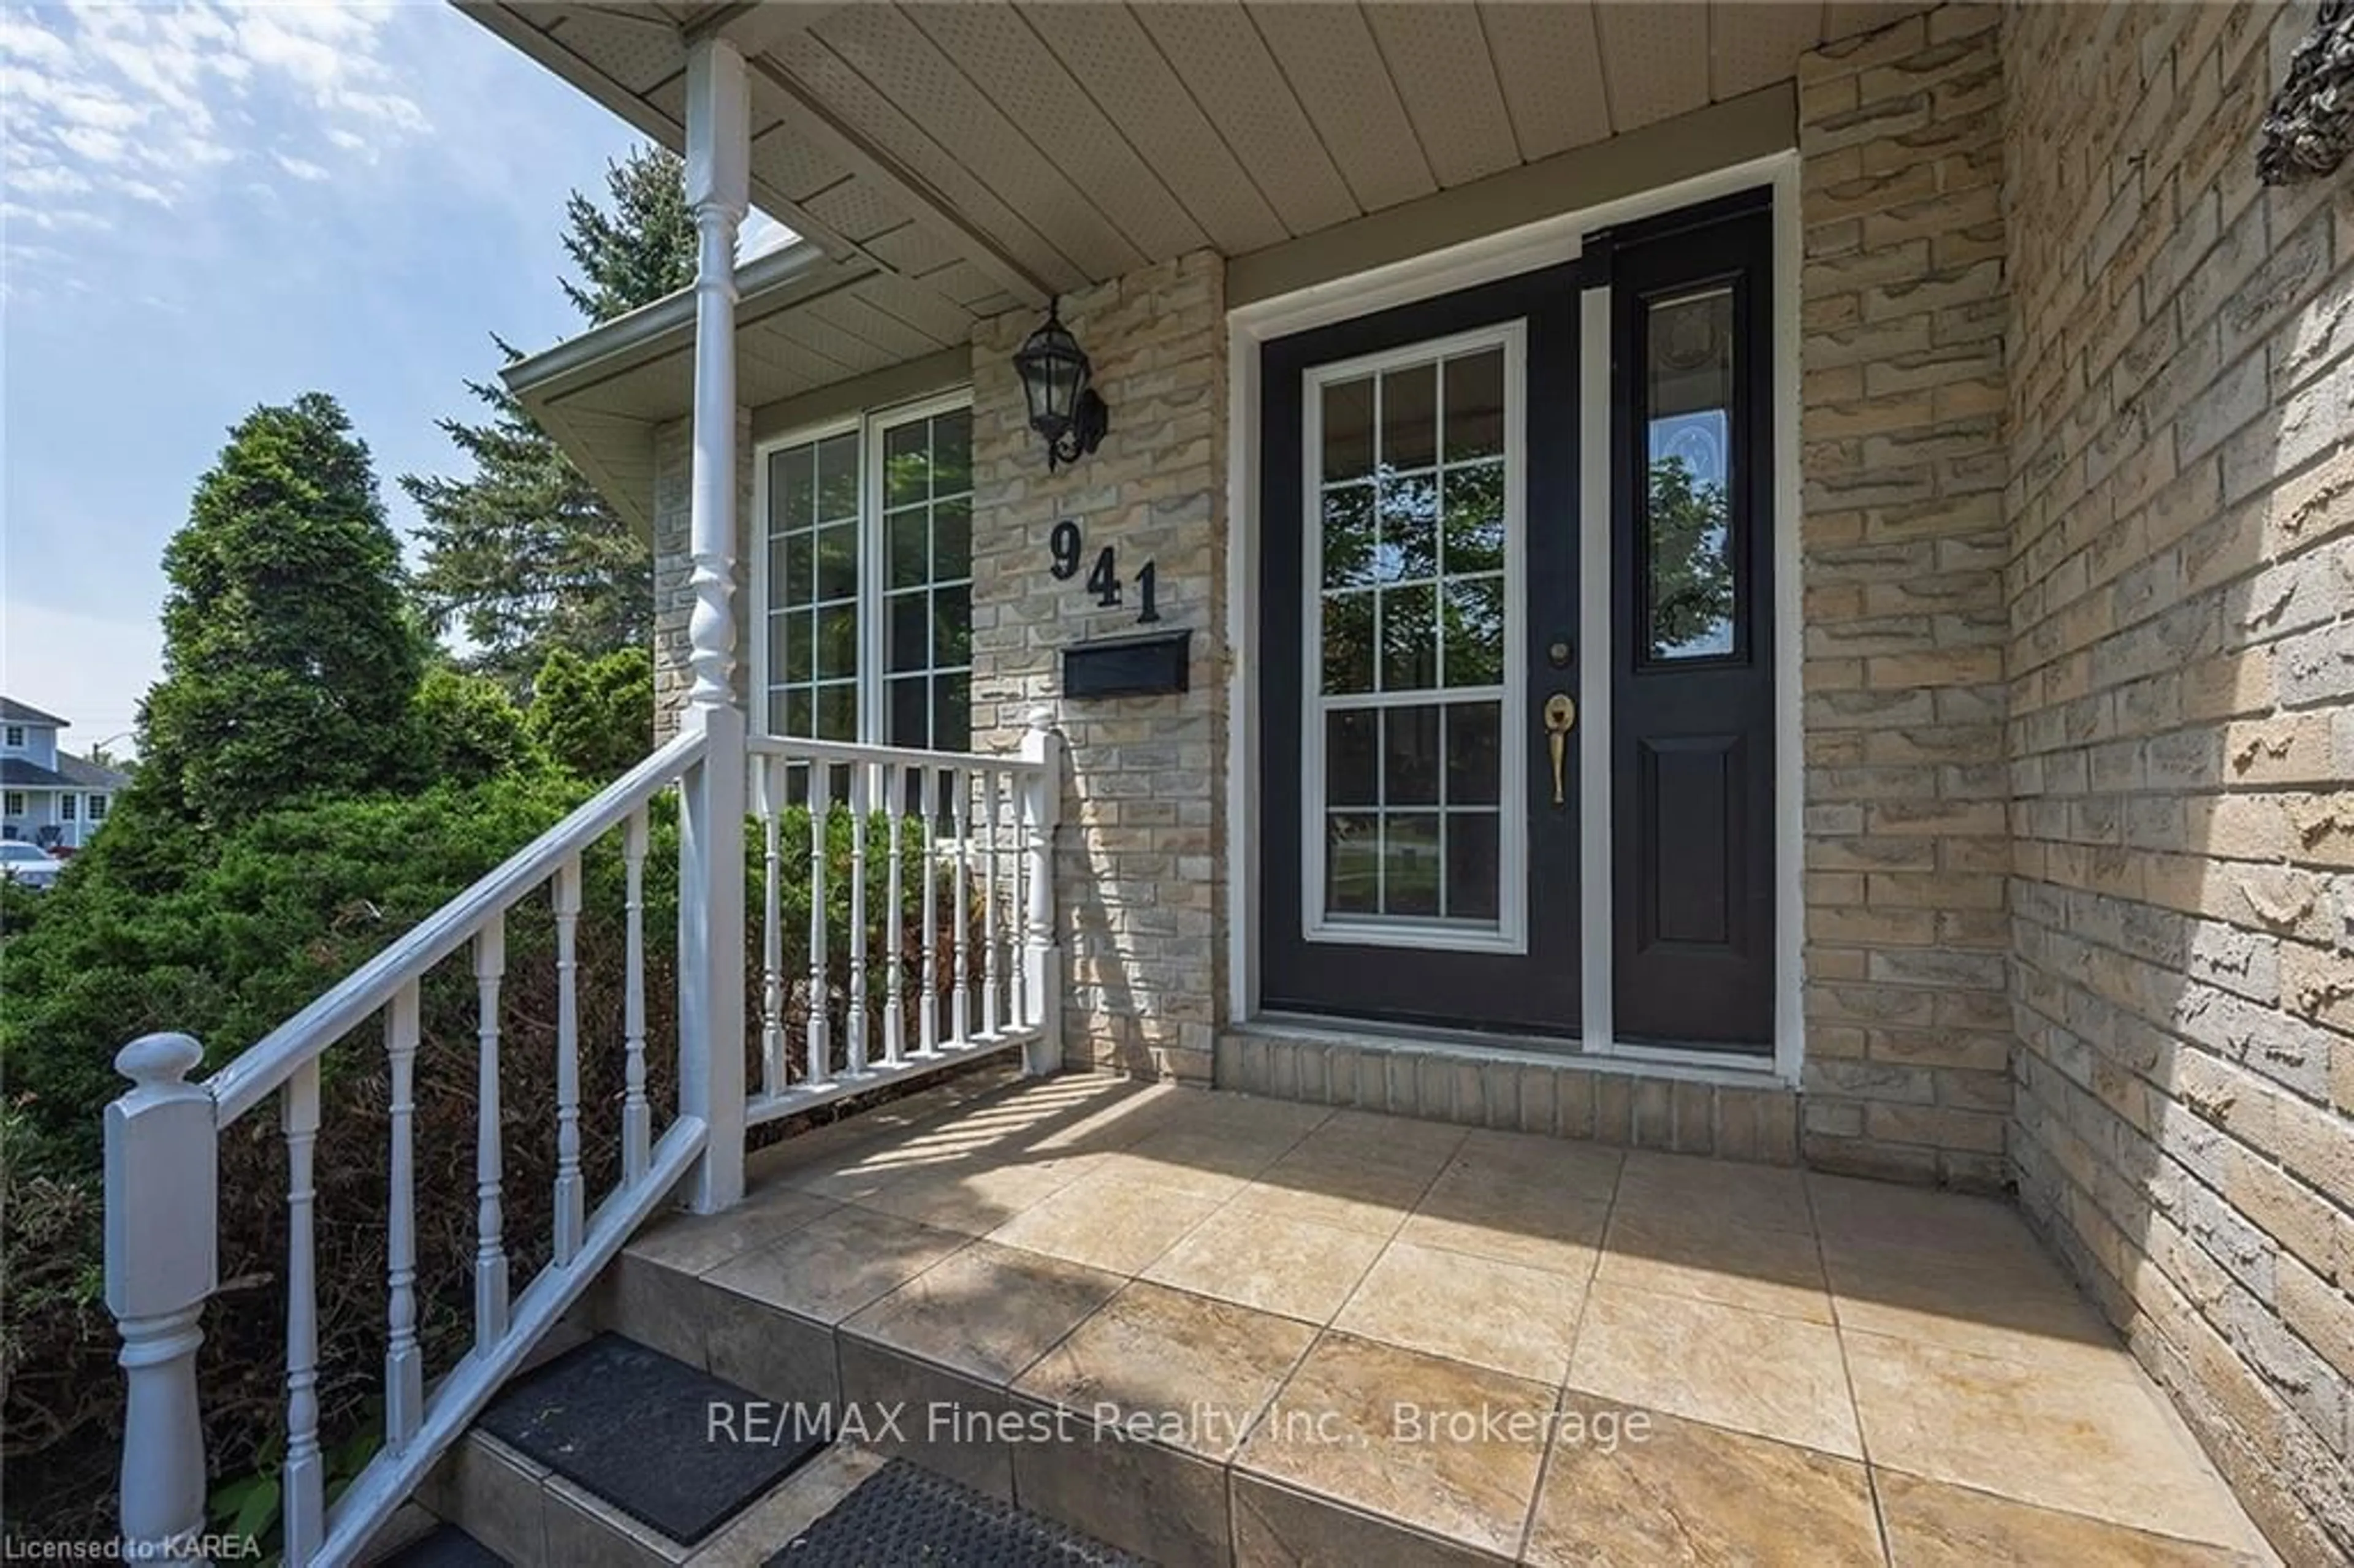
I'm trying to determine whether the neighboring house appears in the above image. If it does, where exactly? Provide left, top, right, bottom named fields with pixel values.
left=101, top=6, right=2352, bottom=1568
left=1, top=696, right=127, bottom=850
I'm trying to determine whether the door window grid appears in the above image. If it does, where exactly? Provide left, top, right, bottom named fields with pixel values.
left=759, top=401, right=974, bottom=751
left=1309, top=341, right=1514, bottom=935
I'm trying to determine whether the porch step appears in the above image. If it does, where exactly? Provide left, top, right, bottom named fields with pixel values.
left=424, top=1413, right=1144, bottom=1567
left=1217, top=1021, right=1804, bottom=1166
left=765, top=1458, right=1149, bottom=1566
left=422, top=1332, right=834, bottom=1565
left=379, top=1522, right=507, bottom=1567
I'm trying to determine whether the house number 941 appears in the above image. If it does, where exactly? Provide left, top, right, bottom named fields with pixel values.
left=1048, top=519, right=1160, bottom=623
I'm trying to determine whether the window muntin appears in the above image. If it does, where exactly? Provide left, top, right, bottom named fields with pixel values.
left=758, top=398, right=973, bottom=750
left=2, top=792, right=23, bottom=816
left=88, top=795, right=107, bottom=820
left=1305, top=330, right=1523, bottom=948
left=1642, top=286, right=1739, bottom=663
left=2, top=726, right=23, bottom=748
left=59, top=794, right=75, bottom=820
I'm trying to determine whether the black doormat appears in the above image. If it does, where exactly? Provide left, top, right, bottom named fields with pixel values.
left=476, top=1333, right=827, bottom=1546
left=383, top=1523, right=508, bottom=1567
left=768, top=1459, right=1151, bottom=1566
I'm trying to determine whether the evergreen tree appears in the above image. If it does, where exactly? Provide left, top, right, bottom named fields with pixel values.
left=560, top=147, right=698, bottom=322
left=140, top=392, right=422, bottom=823
left=403, top=146, right=696, bottom=687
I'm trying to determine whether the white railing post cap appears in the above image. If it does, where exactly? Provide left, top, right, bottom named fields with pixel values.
left=116, top=1032, right=203, bottom=1090
left=105, top=1033, right=219, bottom=1319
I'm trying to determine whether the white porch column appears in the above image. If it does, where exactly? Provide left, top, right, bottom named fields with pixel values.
left=675, top=34, right=748, bottom=1214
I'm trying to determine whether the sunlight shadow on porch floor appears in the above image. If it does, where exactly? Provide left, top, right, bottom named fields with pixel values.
left=606, top=1068, right=2276, bottom=1566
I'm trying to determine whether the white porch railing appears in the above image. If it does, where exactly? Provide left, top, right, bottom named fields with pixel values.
left=744, top=724, right=1064, bottom=1124
left=103, top=37, right=1070, bottom=1566
left=100, top=720, right=1064, bottom=1565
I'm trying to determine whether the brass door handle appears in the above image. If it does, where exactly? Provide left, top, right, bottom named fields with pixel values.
left=1543, top=694, right=1577, bottom=807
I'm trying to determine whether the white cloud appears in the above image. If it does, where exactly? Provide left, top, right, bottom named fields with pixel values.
left=1, top=2, right=430, bottom=276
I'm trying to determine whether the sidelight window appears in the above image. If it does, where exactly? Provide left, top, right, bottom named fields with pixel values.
left=1640, top=286, right=1739, bottom=662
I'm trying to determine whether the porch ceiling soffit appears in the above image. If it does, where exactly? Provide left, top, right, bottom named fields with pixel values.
left=460, top=2, right=1938, bottom=300
left=474, top=0, right=1938, bottom=525
left=503, top=241, right=966, bottom=536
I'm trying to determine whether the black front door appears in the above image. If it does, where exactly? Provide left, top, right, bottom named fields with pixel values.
left=1260, top=265, right=1582, bottom=1037
left=1257, top=190, right=1778, bottom=1054
left=1599, top=192, right=1777, bottom=1052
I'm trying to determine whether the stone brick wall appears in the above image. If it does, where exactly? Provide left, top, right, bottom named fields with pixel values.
left=1795, top=6, right=2014, bottom=1190
left=2002, top=1, right=2354, bottom=1558
left=969, top=254, right=1228, bottom=1082
left=650, top=408, right=753, bottom=740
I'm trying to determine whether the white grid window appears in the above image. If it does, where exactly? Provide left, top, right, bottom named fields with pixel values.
left=1302, top=326, right=1527, bottom=954
left=880, top=408, right=973, bottom=752
left=60, top=794, right=76, bottom=821
left=88, top=795, right=107, bottom=820
left=764, top=430, right=863, bottom=740
left=759, top=396, right=973, bottom=750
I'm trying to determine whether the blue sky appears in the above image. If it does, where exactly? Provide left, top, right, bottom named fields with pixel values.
left=1, top=2, right=788, bottom=753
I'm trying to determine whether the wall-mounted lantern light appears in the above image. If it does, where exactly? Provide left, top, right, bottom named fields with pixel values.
left=1012, top=300, right=1108, bottom=471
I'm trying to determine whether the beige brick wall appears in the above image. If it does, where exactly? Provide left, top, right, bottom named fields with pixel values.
left=970, top=254, right=1229, bottom=1082
left=2002, top=1, right=2354, bottom=1559
left=1796, top=6, right=2015, bottom=1190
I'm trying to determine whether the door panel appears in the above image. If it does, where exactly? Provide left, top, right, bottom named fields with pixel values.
left=1261, top=265, right=1580, bottom=1037
left=1603, top=192, right=1777, bottom=1052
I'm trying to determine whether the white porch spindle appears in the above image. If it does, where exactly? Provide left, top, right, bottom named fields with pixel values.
left=847, top=764, right=870, bottom=1075
left=760, top=759, right=785, bottom=1095
left=920, top=767, right=941, bottom=1055
left=952, top=769, right=972, bottom=1044
left=473, top=919, right=509, bottom=1350
left=622, top=806, right=651, bottom=1184
left=981, top=768, right=1002, bottom=1038
left=807, top=762, right=832, bottom=1081
left=883, top=764, right=906, bottom=1067
left=384, top=982, right=424, bottom=1448
left=1009, top=776, right=1028, bottom=1029
left=281, top=1059, right=324, bottom=1566
left=552, top=856, right=585, bottom=1266
left=1022, top=713, right=1065, bottom=1074
left=108, top=1033, right=215, bottom=1559
left=674, top=30, right=750, bottom=1212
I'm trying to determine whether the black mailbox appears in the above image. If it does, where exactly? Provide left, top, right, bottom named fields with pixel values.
left=1062, top=629, right=1191, bottom=699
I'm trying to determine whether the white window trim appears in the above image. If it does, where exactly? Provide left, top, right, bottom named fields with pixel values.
left=1298, top=322, right=1529, bottom=956
left=1226, top=149, right=1806, bottom=1087
left=749, top=386, right=975, bottom=747
left=2, top=726, right=23, bottom=748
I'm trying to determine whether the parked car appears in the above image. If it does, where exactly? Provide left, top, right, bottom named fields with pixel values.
left=0, top=840, right=63, bottom=890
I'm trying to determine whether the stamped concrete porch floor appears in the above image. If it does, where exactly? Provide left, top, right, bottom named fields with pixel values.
left=603, top=1069, right=2277, bottom=1567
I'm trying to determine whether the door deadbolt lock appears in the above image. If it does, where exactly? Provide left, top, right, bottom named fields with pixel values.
left=1543, top=694, right=1577, bottom=807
